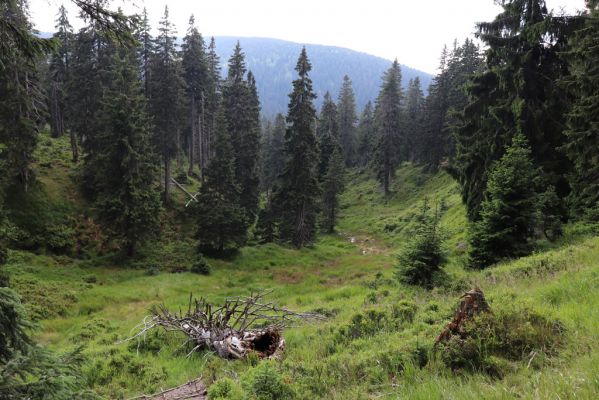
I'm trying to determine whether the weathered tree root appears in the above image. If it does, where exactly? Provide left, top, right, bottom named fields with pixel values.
left=435, top=288, right=490, bottom=344
left=123, top=291, right=320, bottom=360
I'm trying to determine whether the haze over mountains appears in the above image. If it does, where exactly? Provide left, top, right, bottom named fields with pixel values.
left=39, top=32, right=433, bottom=116
left=212, top=37, right=433, bottom=116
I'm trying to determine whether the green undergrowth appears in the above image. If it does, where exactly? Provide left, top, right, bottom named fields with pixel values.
left=4, top=135, right=599, bottom=398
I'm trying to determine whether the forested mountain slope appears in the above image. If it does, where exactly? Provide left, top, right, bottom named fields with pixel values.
left=212, top=37, right=433, bottom=115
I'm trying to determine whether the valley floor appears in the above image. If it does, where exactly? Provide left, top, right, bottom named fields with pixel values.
left=6, top=157, right=599, bottom=399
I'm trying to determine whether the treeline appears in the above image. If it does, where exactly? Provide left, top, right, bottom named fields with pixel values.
left=2, top=0, right=599, bottom=267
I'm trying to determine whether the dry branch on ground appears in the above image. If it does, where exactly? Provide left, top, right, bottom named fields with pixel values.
left=124, top=291, right=322, bottom=360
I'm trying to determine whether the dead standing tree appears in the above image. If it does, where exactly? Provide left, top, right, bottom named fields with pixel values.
left=125, top=291, right=321, bottom=360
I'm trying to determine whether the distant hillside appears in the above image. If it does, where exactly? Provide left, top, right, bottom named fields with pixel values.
left=213, top=37, right=433, bottom=116
left=40, top=32, right=433, bottom=116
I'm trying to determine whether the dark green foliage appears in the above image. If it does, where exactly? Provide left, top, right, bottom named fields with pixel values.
left=337, top=75, right=358, bottom=166
left=148, top=6, right=184, bottom=204
left=48, top=5, right=72, bottom=139
left=260, top=114, right=286, bottom=195
left=395, top=200, right=447, bottom=287
left=0, top=287, right=89, bottom=399
left=208, top=377, right=244, bottom=400
left=243, top=362, right=295, bottom=400
left=469, top=135, right=539, bottom=269
left=452, top=0, right=572, bottom=221
left=356, top=101, right=375, bottom=168
left=562, top=6, right=599, bottom=218
left=321, top=148, right=345, bottom=233
left=195, top=107, right=247, bottom=255
left=222, top=42, right=261, bottom=220
left=438, top=304, right=565, bottom=376
left=373, top=60, right=403, bottom=195
left=89, top=46, right=162, bottom=257
left=269, top=48, right=320, bottom=248
left=316, top=92, right=340, bottom=178
left=404, top=77, right=425, bottom=162
left=182, top=15, right=208, bottom=175
left=191, top=254, right=211, bottom=275
left=0, top=1, right=43, bottom=194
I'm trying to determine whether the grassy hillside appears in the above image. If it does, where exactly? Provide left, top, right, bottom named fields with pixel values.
left=4, top=134, right=599, bottom=399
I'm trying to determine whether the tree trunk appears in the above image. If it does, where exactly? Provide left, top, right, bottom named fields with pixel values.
left=188, top=96, right=196, bottom=176
left=164, top=156, right=171, bottom=205
left=176, top=128, right=182, bottom=170
left=70, top=129, right=79, bottom=163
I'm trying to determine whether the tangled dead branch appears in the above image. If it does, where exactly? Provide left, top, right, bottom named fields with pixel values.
left=123, top=291, right=322, bottom=360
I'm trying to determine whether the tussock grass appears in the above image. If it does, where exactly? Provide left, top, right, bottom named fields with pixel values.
left=5, top=135, right=599, bottom=398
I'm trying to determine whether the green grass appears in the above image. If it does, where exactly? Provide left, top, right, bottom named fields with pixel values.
left=5, top=135, right=599, bottom=399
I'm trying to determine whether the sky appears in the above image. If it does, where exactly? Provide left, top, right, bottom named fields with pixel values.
left=29, top=0, right=587, bottom=74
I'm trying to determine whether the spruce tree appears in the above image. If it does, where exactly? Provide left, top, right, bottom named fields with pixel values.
left=91, top=47, right=162, bottom=257
left=337, top=75, right=358, bottom=166
left=321, top=148, right=345, bottom=233
left=136, top=8, right=153, bottom=97
left=270, top=47, right=320, bottom=247
left=317, top=92, right=340, bottom=178
left=48, top=5, right=72, bottom=139
left=0, top=0, right=43, bottom=193
left=182, top=15, right=208, bottom=176
left=374, top=60, right=403, bottom=196
left=563, top=3, right=599, bottom=218
left=422, top=47, right=450, bottom=170
left=469, top=134, right=539, bottom=269
left=452, top=0, right=572, bottom=220
left=222, top=42, right=261, bottom=220
left=195, top=106, right=247, bottom=255
left=404, top=77, right=425, bottom=162
left=356, top=101, right=375, bottom=168
left=203, top=36, right=221, bottom=169
left=148, top=6, right=183, bottom=205
left=260, top=113, right=286, bottom=196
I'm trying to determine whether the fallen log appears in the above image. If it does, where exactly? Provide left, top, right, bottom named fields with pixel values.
left=123, top=291, right=321, bottom=360
left=435, top=288, right=490, bottom=344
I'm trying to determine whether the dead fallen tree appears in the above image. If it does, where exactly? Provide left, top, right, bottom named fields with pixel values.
left=124, top=291, right=321, bottom=360
left=435, top=288, right=490, bottom=344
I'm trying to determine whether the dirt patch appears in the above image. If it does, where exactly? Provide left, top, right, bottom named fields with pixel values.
left=340, top=233, right=390, bottom=255
left=273, top=270, right=305, bottom=284
left=132, top=378, right=206, bottom=400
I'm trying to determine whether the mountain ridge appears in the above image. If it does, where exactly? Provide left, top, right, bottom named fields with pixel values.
left=212, top=36, right=433, bottom=116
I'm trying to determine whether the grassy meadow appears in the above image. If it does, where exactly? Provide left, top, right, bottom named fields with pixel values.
left=4, top=133, right=599, bottom=399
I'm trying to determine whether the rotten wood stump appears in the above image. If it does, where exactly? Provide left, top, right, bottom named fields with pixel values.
left=435, top=288, right=490, bottom=344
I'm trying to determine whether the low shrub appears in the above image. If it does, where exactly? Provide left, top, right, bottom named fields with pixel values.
left=438, top=304, right=565, bottom=376
left=242, top=362, right=295, bottom=400
left=208, top=377, right=244, bottom=400
left=191, top=255, right=211, bottom=275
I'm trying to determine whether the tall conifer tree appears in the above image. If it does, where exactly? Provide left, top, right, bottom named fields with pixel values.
left=270, top=48, right=320, bottom=247
left=92, top=47, right=161, bottom=257
left=374, top=60, right=403, bottom=195
left=563, top=2, right=599, bottom=217
left=356, top=101, right=375, bottom=168
left=337, top=75, right=358, bottom=166
left=195, top=106, right=247, bottom=255
left=222, top=42, right=261, bottom=219
left=148, top=6, right=183, bottom=204
left=453, top=0, right=572, bottom=220
left=182, top=15, right=207, bottom=176
left=317, top=92, right=340, bottom=178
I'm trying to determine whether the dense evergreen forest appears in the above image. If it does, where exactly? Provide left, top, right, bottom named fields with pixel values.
left=1, top=0, right=599, bottom=398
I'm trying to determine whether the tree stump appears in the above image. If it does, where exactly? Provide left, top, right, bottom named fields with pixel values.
left=435, top=288, right=490, bottom=344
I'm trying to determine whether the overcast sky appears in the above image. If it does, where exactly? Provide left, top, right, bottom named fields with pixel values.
left=29, top=0, right=587, bottom=74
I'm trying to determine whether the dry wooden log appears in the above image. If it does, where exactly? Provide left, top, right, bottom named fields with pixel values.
left=435, top=288, right=490, bottom=344
left=123, top=291, right=320, bottom=360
